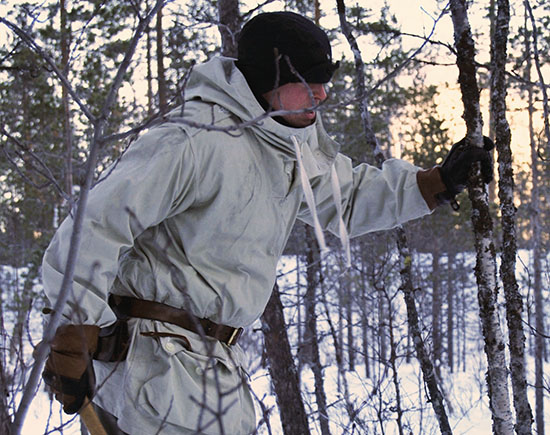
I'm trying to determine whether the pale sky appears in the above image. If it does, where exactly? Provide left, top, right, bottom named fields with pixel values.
left=1, top=0, right=544, bottom=167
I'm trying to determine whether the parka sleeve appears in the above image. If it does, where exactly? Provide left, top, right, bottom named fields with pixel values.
left=42, top=125, right=197, bottom=327
left=297, top=153, right=432, bottom=238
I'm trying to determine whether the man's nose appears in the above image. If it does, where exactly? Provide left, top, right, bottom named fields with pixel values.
left=311, top=83, right=327, bottom=102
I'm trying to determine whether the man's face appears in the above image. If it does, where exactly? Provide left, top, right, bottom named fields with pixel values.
left=262, top=82, right=328, bottom=128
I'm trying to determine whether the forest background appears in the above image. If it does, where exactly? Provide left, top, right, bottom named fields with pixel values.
left=0, top=0, right=549, bottom=434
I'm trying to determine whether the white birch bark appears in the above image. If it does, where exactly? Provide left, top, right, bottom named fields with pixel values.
left=524, top=10, right=545, bottom=432
left=448, top=0, right=514, bottom=433
left=490, top=0, right=533, bottom=432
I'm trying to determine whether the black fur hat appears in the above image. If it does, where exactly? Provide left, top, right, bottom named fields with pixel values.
left=236, top=12, right=339, bottom=95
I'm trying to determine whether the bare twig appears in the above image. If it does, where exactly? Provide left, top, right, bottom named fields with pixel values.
left=241, top=0, right=278, bottom=21
left=10, top=2, right=165, bottom=433
left=524, top=0, right=550, bottom=155
left=0, top=18, right=96, bottom=122
left=0, top=127, right=70, bottom=203
left=366, top=4, right=450, bottom=98
left=336, top=0, right=454, bottom=433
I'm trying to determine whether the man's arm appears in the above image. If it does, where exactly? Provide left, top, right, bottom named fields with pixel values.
left=298, top=153, right=431, bottom=238
left=298, top=137, right=493, bottom=239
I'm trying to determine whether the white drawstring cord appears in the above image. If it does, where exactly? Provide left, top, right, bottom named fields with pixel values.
left=292, top=135, right=352, bottom=268
left=330, top=165, right=351, bottom=268
left=292, top=136, right=328, bottom=255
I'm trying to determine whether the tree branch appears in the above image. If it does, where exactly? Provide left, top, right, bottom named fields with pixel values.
left=336, top=1, right=453, bottom=433
left=0, top=18, right=96, bottom=123
left=448, top=0, right=514, bottom=432
left=10, top=2, right=165, bottom=433
left=524, top=0, right=550, bottom=155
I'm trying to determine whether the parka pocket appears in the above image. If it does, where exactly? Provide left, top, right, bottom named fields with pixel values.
left=136, top=335, right=253, bottom=434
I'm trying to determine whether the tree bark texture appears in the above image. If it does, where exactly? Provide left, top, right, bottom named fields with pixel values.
left=387, top=297, right=405, bottom=435
left=146, top=23, right=154, bottom=116
left=218, top=0, right=240, bottom=58
left=335, top=0, right=384, bottom=165
left=346, top=282, right=355, bottom=371
left=448, top=1, right=514, bottom=433
left=337, top=0, right=453, bottom=432
left=447, top=251, right=455, bottom=372
left=432, top=251, right=442, bottom=378
left=525, top=14, right=545, bottom=432
left=530, top=89, right=545, bottom=435
left=396, top=232, right=453, bottom=435
left=524, top=0, right=550, bottom=153
left=156, top=6, right=167, bottom=111
left=490, top=0, right=533, bottom=432
left=304, top=228, right=331, bottom=435
left=378, top=287, right=387, bottom=364
left=60, top=0, right=73, bottom=199
left=261, top=284, right=310, bottom=435
left=0, top=293, right=11, bottom=435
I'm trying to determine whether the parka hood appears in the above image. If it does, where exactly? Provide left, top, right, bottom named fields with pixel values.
left=181, top=56, right=340, bottom=173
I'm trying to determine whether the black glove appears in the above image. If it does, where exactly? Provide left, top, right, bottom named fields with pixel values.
left=436, top=136, right=494, bottom=204
left=42, top=324, right=99, bottom=414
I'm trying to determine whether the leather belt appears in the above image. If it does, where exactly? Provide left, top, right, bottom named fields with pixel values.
left=109, top=295, right=244, bottom=346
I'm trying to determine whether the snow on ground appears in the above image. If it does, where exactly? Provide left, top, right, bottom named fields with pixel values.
left=5, top=248, right=550, bottom=434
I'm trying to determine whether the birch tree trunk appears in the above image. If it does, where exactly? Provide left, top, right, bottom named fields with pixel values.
left=490, top=0, right=533, bottom=432
left=524, top=10, right=545, bottom=432
left=337, top=279, right=344, bottom=381
left=387, top=295, right=405, bottom=435
left=448, top=1, right=514, bottom=433
left=529, top=83, right=545, bottom=435
left=378, top=287, right=387, bottom=364
left=336, top=1, right=453, bottom=433
left=261, top=285, right=310, bottom=435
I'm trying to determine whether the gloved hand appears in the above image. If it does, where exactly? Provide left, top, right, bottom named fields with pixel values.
left=42, top=324, right=100, bottom=414
left=416, top=136, right=494, bottom=210
left=436, top=136, right=494, bottom=205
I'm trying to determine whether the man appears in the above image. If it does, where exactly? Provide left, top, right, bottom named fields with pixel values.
left=41, top=11, right=493, bottom=435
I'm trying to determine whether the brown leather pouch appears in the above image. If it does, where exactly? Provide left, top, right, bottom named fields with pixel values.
left=93, top=320, right=130, bottom=362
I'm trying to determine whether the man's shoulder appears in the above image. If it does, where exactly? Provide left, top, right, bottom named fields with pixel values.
left=165, top=100, right=242, bottom=139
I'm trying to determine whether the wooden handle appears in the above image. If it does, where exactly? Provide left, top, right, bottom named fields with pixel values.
left=80, top=397, right=108, bottom=435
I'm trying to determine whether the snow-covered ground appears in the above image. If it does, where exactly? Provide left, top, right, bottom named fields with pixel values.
left=3, top=250, right=549, bottom=434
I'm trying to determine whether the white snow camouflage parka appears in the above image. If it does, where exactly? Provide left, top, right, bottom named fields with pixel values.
left=42, top=57, right=432, bottom=434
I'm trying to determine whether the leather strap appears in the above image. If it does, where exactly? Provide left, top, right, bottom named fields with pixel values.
left=108, top=295, right=243, bottom=346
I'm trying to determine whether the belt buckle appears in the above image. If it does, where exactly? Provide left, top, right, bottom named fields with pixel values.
left=227, top=327, right=244, bottom=346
